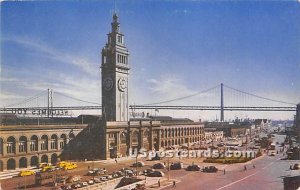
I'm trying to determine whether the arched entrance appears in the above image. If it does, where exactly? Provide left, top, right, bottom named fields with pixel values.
left=30, top=156, right=38, bottom=167
left=41, top=155, right=48, bottom=163
left=7, top=159, right=16, bottom=170
left=51, top=153, right=58, bottom=164
left=19, top=157, right=27, bottom=168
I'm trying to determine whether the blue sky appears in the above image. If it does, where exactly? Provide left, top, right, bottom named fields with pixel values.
left=1, top=0, right=300, bottom=120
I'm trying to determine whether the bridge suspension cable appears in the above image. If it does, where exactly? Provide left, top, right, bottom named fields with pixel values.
left=223, top=84, right=297, bottom=106
left=4, top=90, right=48, bottom=107
left=139, top=84, right=220, bottom=106
left=53, top=91, right=101, bottom=105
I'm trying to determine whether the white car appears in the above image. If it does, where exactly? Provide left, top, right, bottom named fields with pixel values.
left=81, top=182, right=88, bottom=187
left=100, top=177, right=108, bottom=181
left=93, top=178, right=101, bottom=183
left=88, top=179, right=94, bottom=185
left=103, top=175, right=113, bottom=180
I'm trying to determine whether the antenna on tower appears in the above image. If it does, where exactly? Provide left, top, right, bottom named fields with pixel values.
left=114, top=0, right=117, bottom=14
left=111, top=0, right=118, bottom=17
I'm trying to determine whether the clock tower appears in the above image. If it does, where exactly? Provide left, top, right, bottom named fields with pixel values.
left=101, top=13, right=130, bottom=122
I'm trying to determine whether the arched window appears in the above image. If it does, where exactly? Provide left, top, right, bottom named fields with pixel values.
left=30, top=135, right=38, bottom=151
left=41, top=135, right=48, bottom=151
left=60, top=134, right=67, bottom=149
left=50, top=134, right=58, bottom=149
left=7, top=136, right=16, bottom=154
left=19, top=136, right=27, bottom=153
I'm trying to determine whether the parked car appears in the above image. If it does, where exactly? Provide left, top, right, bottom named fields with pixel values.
left=81, top=181, right=88, bottom=187
left=202, top=166, right=218, bottom=173
left=63, top=163, right=77, bottom=170
left=87, top=168, right=104, bottom=176
left=57, top=161, right=69, bottom=168
left=132, top=161, right=145, bottom=167
left=122, top=169, right=134, bottom=177
left=112, top=171, right=123, bottom=178
left=153, top=163, right=165, bottom=169
left=170, top=162, right=183, bottom=170
left=99, top=176, right=108, bottom=181
left=93, top=178, right=101, bottom=183
left=147, top=171, right=165, bottom=177
left=71, top=183, right=81, bottom=189
left=39, top=163, right=52, bottom=168
left=19, top=170, right=35, bottom=177
left=186, top=165, right=201, bottom=171
left=41, top=165, right=55, bottom=172
left=88, top=179, right=94, bottom=185
left=142, top=169, right=155, bottom=176
left=66, top=175, right=81, bottom=183
left=60, top=185, right=72, bottom=190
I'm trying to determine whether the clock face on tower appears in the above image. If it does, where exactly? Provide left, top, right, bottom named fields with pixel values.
left=118, top=78, right=127, bottom=92
left=103, top=76, right=113, bottom=91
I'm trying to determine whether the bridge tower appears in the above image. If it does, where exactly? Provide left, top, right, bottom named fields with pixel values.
left=101, top=13, right=130, bottom=122
left=220, top=83, right=224, bottom=122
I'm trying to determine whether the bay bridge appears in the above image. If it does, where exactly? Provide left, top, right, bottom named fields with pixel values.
left=1, top=83, right=297, bottom=121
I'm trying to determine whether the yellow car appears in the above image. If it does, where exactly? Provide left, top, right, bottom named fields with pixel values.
left=57, top=161, right=69, bottom=168
left=19, top=170, right=35, bottom=177
left=41, top=165, right=55, bottom=172
left=39, top=163, right=52, bottom=168
left=63, top=163, right=77, bottom=170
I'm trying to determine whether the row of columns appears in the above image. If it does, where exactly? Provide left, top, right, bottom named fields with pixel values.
left=104, top=128, right=159, bottom=159
left=161, top=128, right=203, bottom=138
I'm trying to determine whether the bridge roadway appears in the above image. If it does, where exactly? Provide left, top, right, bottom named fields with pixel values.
left=0, top=105, right=296, bottom=113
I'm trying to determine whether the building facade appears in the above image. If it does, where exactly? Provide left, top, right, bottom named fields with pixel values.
left=0, top=124, right=86, bottom=171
